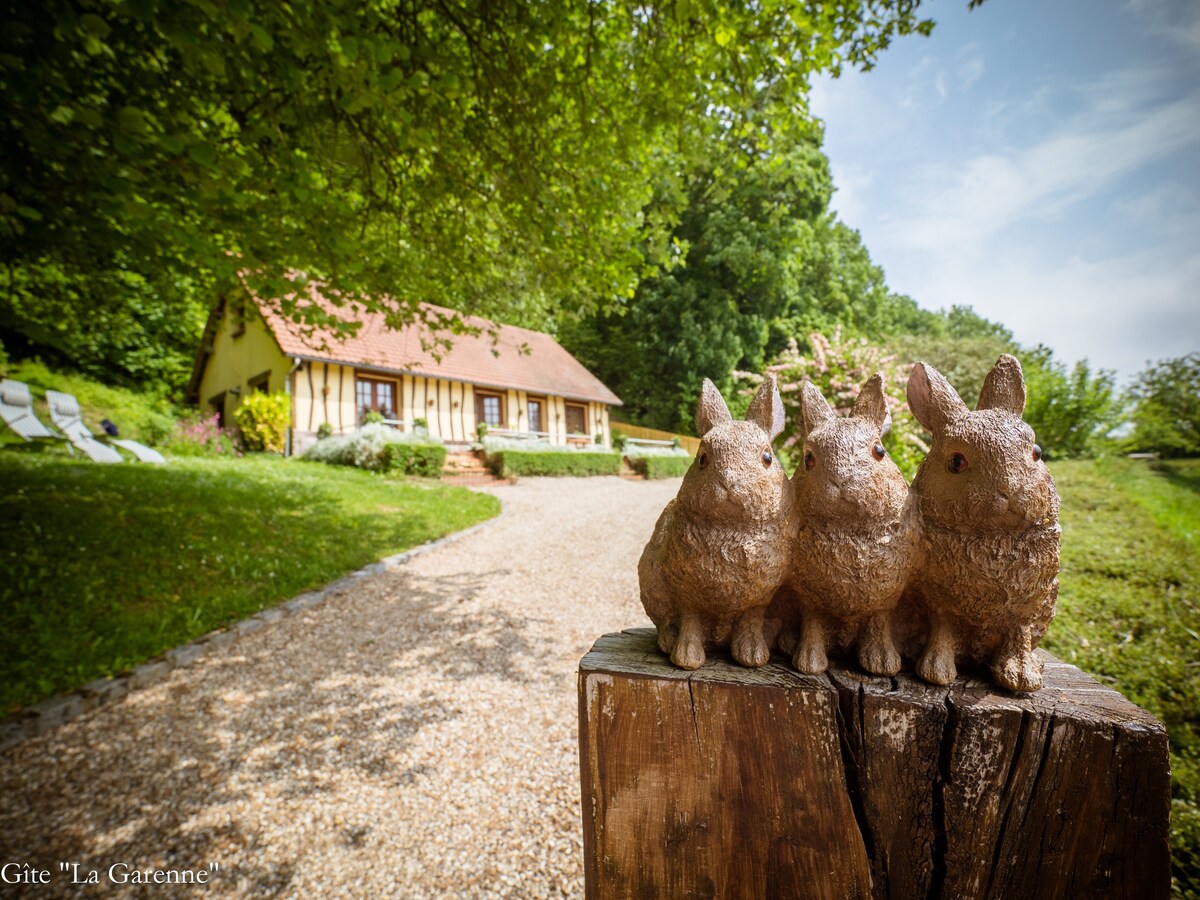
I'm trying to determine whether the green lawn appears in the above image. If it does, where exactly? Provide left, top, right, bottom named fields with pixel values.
left=0, top=452, right=499, bottom=714
left=1044, top=458, right=1199, bottom=895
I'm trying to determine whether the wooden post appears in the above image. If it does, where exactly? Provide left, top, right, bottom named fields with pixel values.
left=578, top=628, right=1170, bottom=899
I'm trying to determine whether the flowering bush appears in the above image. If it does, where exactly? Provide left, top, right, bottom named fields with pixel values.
left=166, top=412, right=240, bottom=457
left=737, top=328, right=926, bottom=480
left=233, top=391, right=291, bottom=454
left=304, top=423, right=445, bottom=476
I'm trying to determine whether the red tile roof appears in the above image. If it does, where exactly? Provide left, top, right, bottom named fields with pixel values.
left=256, top=291, right=622, bottom=407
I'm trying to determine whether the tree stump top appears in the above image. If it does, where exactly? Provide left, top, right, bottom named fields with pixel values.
left=578, top=628, right=1170, bottom=899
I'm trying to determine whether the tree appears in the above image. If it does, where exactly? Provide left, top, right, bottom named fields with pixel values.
left=559, top=119, right=947, bottom=435
left=1020, top=347, right=1117, bottom=460
left=1126, top=353, right=1200, bottom=457
left=1, top=0, right=934, bottom=388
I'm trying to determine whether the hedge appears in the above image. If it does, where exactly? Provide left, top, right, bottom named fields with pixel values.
left=381, top=442, right=447, bottom=477
left=304, top=424, right=446, bottom=477
left=629, top=455, right=692, bottom=479
left=488, top=450, right=621, bottom=478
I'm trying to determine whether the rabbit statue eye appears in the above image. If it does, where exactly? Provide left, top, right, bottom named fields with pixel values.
left=1032, top=444, right=1043, bottom=462
left=871, top=442, right=886, bottom=461
left=947, top=453, right=969, bottom=475
left=804, top=450, right=816, bottom=471
left=698, top=450, right=709, bottom=469
left=761, top=448, right=773, bottom=468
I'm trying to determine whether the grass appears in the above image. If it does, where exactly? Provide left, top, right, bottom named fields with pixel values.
left=1043, top=457, right=1200, bottom=896
left=0, top=452, right=499, bottom=714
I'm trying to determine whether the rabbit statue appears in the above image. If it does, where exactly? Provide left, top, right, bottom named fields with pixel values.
left=906, top=354, right=1061, bottom=692
left=773, top=374, right=920, bottom=677
left=639, top=375, right=796, bottom=670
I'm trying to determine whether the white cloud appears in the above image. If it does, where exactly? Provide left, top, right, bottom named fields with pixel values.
left=892, top=87, right=1200, bottom=252
left=896, top=239, right=1200, bottom=383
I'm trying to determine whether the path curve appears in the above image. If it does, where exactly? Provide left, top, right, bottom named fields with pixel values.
left=0, top=476, right=680, bottom=899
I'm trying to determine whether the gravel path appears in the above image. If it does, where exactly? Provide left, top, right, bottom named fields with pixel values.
left=0, top=476, right=679, bottom=899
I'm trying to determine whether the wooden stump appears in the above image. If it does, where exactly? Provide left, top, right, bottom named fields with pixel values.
left=578, top=628, right=1170, bottom=900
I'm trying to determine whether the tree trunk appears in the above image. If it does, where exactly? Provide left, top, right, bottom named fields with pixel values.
left=578, top=628, right=1170, bottom=899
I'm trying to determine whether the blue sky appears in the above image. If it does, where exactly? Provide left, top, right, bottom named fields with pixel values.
left=809, top=0, right=1200, bottom=385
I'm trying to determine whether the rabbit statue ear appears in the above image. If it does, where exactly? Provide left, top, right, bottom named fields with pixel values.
left=798, top=382, right=836, bottom=442
left=852, top=373, right=890, bottom=434
left=745, top=374, right=785, bottom=441
left=907, top=362, right=968, bottom=434
left=977, top=354, right=1027, bottom=415
left=696, top=378, right=733, bottom=437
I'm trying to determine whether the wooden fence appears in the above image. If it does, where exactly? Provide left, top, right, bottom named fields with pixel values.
left=609, top=421, right=699, bottom=455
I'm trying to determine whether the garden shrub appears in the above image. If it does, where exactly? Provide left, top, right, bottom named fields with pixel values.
left=488, top=450, right=620, bottom=478
left=317, top=422, right=334, bottom=440
left=165, top=412, right=239, bottom=457
left=628, top=455, right=692, bottom=479
left=233, top=391, right=291, bottom=453
left=739, top=329, right=925, bottom=480
left=304, top=423, right=445, bottom=477
left=380, top=441, right=447, bottom=477
left=624, top=443, right=692, bottom=479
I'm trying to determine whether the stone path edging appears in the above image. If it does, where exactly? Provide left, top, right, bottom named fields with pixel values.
left=0, top=503, right=506, bottom=753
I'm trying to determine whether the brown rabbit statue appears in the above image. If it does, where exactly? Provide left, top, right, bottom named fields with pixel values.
left=906, top=354, right=1061, bottom=692
left=773, top=374, right=920, bottom=676
left=639, top=375, right=796, bottom=670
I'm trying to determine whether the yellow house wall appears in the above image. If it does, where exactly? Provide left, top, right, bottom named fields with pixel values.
left=197, top=305, right=289, bottom=427
left=293, top=361, right=356, bottom=436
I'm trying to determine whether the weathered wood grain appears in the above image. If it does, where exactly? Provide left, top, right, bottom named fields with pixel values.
left=578, top=629, right=1170, bottom=900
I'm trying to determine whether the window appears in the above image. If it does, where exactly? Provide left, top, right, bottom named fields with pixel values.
left=475, top=390, right=505, bottom=428
left=357, top=377, right=397, bottom=423
left=209, top=393, right=226, bottom=428
left=248, top=371, right=270, bottom=394
left=527, top=397, right=544, bottom=433
left=565, top=402, right=587, bottom=436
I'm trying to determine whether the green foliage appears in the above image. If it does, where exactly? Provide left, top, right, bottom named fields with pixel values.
left=487, top=450, right=620, bottom=478
left=745, top=328, right=926, bottom=479
left=560, top=118, right=937, bottom=436
left=1125, top=353, right=1200, bottom=457
left=380, top=442, right=447, bottom=478
left=232, top=391, right=290, bottom=453
left=0, top=0, right=933, bottom=374
left=6, top=358, right=177, bottom=444
left=304, top=423, right=444, bottom=476
left=888, top=331, right=1016, bottom=410
left=628, top=454, right=692, bottom=479
left=1041, top=459, right=1200, bottom=891
left=1019, top=346, right=1117, bottom=459
left=851, top=331, right=1118, bottom=462
left=164, top=411, right=239, bottom=457
left=317, top=422, right=334, bottom=440
left=0, top=262, right=206, bottom=392
left=363, top=410, right=386, bottom=426
left=0, top=453, right=499, bottom=712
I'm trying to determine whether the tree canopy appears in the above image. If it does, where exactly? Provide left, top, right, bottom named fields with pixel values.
left=1, top=0, right=934, bottom=382
left=1125, top=353, right=1200, bottom=458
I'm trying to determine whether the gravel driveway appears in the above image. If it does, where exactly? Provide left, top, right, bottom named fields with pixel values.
left=0, top=476, right=680, bottom=899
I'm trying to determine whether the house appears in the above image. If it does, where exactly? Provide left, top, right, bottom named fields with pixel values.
left=186, top=287, right=622, bottom=455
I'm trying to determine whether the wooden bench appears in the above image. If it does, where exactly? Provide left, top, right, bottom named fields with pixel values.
left=623, top=437, right=676, bottom=449
left=578, top=628, right=1170, bottom=899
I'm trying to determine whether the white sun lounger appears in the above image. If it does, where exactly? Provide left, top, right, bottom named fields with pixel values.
left=0, top=379, right=65, bottom=443
left=45, top=390, right=166, bottom=464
